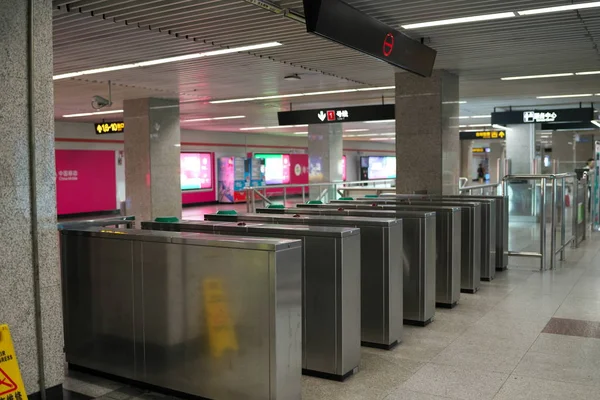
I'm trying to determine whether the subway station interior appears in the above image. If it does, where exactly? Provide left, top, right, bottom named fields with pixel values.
left=3, top=1, right=600, bottom=400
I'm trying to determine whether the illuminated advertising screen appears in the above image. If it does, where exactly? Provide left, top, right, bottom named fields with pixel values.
left=255, top=154, right=291, bottom=185
left=366, top=156, right=396, bottom=180
left=181, top=153, right=212, bottom=191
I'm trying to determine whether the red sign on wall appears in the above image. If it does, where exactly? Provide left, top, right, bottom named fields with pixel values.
left=55, top=150, right=117, bottom=215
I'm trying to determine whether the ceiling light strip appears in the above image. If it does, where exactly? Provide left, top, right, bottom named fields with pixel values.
left=402, top=12, right=515, bottom=29
left=183, top=115, right=246, bottom=122
left=536, top=94, right=594, bottom=99
left=518, top=1, right=600, bottom=16
left=63, top=109, right=124, bottom=118
left=53, top=42, right=282, bottom=80
left=210, top=86, right=397, bottom=104
left=501, top=73, right=574, bottom=81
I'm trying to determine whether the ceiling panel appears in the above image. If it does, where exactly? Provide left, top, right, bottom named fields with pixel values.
left=52, top=0, right=600, bottom=138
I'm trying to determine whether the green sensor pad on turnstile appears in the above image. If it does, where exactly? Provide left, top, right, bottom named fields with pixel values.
left=307, top=200, right=323, bottom=205
left=364, top=195, right=379, bottom=198
left=155, top=217, right=179, bottom=223
left=267, top=204, right=285, bottom=209
left=339, top=197, right=354, bottom=201
left=216, top=210, right=238, bottom=215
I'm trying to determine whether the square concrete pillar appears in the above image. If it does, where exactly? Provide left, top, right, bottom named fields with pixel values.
left=395, top=71, right=460, bottom=194
left=124, top=98, right=182, bottom=221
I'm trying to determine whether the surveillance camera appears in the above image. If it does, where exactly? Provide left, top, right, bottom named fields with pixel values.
left=91, top=95, right=111, bottom=110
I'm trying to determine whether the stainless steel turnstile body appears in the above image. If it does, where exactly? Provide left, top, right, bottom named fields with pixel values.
left=291, top=205, right=437, bottom=326
left=199, top=214, right=402, bottom=349
left=343, top=199, right=481, bottom=293
left=141, top=220, right=361, bottom=381
left=377, top=196, right=498, bottom=281
left=447, top=195, right=508, bottom=271
left=60, top=228, right=302, bottom=400
left=327, top=202, right=462, bottom=307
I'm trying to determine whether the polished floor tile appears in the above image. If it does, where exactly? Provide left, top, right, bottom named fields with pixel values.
left=554, top=295, right=600, bottom=322
left=494, top=375, right=600, bottom=400
left=513, top=334, right=600, bottom=387
left=400, top=363, right=508, bottom=400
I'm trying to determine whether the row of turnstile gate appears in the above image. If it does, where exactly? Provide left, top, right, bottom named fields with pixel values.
left=59, top=194, right=507, bottom=400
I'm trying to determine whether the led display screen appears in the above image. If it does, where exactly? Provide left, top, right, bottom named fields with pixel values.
left=361, top=156, right=396, bottom=180
left=255, top=154, right=291, bottom=185
left=181, top=153, right=212, bottom=191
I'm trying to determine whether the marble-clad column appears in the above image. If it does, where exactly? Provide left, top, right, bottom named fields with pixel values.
left=395, top=71, right=460, bottom=194
left=0, top=0, right=64, bottom=395
left=308, top=123, right=343, bottom=200
left=506, top=124, right=536, bottom=174
left=124, top=98, right=182, bottom=221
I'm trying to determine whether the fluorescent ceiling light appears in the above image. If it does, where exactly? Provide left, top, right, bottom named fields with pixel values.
left=365, top=119, right=395, bottom=124
left=183, top=115, right=245, bottom=122
left=459, top=123, right=492, bottom=128
left=370, top=138, right=395, bottom=141
left=62, top=109, right=123, bottom=118
left=443, top=101, right=467, bottom=104
left=591, top=120, right=600, bottom=128
left=501, top=73, right=573, bottom=81
left=493, top=124, right=509, bottom=130
left=472, top=115, right=492, bottom=118
left=53, top=42, right=282, bottom=80
left=294, top=132, right=308, bottom=135
left=576, top=71, right=600, bottom=75
left=518, top=1, right=600, bottom=16
left=356, top=86, right=396, bottom=92
left=345, top=129, right=369, bottom=132
left=210, top=86, right=396, bottom=104
left=536, top=94, right=593, bottom=99
left=402, top=12, right=515, bottom=29
left=240, top=124, right=308, bottom=131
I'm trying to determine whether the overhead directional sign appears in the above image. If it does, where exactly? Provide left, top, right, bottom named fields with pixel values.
left=460, top=131, right=506, bottom=140
left=302, top=0, right=437, bottom=77
left=278, top=104, right=394, bottom=125
left=492, top=108, right=594, bottom=125
left=95, top=121, right=125, bottom=134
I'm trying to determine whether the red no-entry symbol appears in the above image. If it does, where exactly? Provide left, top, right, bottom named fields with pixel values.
left=383, top=33, right=394, bottom=57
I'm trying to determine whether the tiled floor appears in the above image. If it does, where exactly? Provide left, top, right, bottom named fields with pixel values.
left=62, top=232, right=600, bottom=400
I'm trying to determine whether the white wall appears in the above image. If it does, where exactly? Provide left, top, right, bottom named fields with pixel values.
left=54, top=121, right=395, bottom=203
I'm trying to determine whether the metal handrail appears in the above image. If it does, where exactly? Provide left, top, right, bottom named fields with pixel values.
left=245, top=179, right=396, bottom=212
left=502, top=173, right=577, bottom=271
left=57, top=216, right=136, bottom=230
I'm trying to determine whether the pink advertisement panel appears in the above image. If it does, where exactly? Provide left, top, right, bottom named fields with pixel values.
left=55, top=149, right=117, bottom=215
left=182, top=152, right=216, bottom=204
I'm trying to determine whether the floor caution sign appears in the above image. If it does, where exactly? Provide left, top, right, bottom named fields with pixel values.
left=0, top=325, right=27, bottom=400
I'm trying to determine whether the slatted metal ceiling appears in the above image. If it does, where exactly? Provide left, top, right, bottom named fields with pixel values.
left=52, top=0, right=600, bottom=136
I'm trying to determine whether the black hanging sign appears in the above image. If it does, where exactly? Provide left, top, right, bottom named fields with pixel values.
left=278, top=104, right=394, bottom=125
left=303, top=0, right=437, bottom=77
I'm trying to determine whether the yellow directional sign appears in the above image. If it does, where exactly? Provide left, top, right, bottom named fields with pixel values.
left=0, top=325, right=28, bottom=400
left=202, top=279, right=238, bottom=358
left=94, top=122, right=125, bottom=134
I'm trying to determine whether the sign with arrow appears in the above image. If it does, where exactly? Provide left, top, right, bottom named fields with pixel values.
left=460, top=131, right=506, bottom=140
left=278, top=104, right=394, bottom=125
left=492, top=108, right=593, bottom=125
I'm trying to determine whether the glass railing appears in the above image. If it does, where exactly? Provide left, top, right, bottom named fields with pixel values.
left=502, top=173, right=578, bottom=271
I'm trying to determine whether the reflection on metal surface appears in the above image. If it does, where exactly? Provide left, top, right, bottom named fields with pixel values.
left=203, top=279, right=238, bottom=358
left=61, top=228, right=302, bottom=400
left=295, top=204, right=437, bottom=326
left=142, top=219, right=361, bottom=381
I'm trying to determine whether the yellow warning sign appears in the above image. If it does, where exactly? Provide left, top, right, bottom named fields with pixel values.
left=202, top=279, right=238, bottom=358
left=0, top=325, right=28, bottom=400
